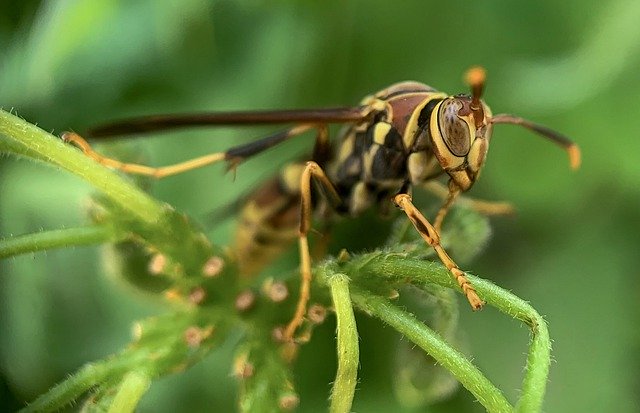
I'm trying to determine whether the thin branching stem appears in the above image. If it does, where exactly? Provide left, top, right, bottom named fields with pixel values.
left=335, top=253, right=551, bottom=412
left=469, top=277, right=551, bottom=413
left=237, top=337, right=297, bottom=413
left=0, top=225, right=114, bottom=259
left=350, top=287, right=513, bottom=413
left=20, top=358, right=138, bottom=413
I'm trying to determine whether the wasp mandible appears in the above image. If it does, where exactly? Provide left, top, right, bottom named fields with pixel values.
left=63, top=67, right=581, bottom=341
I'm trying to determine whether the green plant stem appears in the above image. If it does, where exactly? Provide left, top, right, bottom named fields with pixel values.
left=107, top=370, right=151, bottom=413
left=0, top=225, right=114, bottom=259
left=351, top=287, right=512, bottom=413
left=0, top=109, right=165, bottom=224
left=470, top=277, right=550, bottom=413
left=20, top=359, right=136, bottom=413
left=339, top=253, right=551, bottom=412
left=237, top=338, right=297, bottom=413
left=328, top=274, right=359, bottom=413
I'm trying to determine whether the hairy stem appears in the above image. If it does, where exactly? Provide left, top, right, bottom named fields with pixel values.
left=237, top=338, right=297, bottom=413
left=0, top=225, right=114, bottom=259
left=107, top=370, right=152, bottom=413
left=20, top=358, right=137, bottom=413
left=338, top=253, right=551, bottom=411
left=328, top=273, right=359, bottom=413
left=351, top=287, right=512, bottom=413
left=0, top=109, right=165, bottom=224
left=470, top=277, right=550, bottom=413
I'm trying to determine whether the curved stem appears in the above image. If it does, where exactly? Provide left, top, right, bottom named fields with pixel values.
left=338, top=253, right=551, bottom=412
left=0, top=225, right=114, bottom=259
left=470, top=277, right=550, bottom=413
left=0, top=109, right=165, bottom=224
left=351, top=287, right=513, bottom=413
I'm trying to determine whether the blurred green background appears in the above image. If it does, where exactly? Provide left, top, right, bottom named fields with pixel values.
left=1, top=1, right=639, bottom=412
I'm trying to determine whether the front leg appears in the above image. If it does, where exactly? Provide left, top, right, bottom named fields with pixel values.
left=393, top=193, right=484, bottom=310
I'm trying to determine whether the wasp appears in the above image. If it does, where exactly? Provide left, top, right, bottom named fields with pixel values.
left=63, top=67, right=580, bottom=341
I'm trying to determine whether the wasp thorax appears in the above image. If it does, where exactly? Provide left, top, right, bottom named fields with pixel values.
left=437, top=98, right=473, bottom=157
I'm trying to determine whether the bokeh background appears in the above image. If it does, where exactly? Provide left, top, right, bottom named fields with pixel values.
left=1, top=1, right=639, bottom=412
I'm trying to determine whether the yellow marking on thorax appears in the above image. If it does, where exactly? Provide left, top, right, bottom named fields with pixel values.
left=403, top=93, right=447, bottom=150
left=362, top=144, right=379, bottom=181
left=372, top=122, right=392, bottom=146
left=336, top=133, right=356, bottom=164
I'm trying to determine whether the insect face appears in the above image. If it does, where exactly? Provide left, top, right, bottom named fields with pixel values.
left=429, top=95, right=492, bottom=191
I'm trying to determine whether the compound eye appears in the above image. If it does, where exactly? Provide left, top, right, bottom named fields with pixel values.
left=437, top=98, right=472, bottom=157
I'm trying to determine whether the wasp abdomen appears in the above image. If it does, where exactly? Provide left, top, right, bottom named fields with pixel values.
left=234, top=164, right=304, bottom=276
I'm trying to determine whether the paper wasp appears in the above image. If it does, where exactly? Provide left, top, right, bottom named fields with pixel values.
left=63, top=67, right=580, bottom=342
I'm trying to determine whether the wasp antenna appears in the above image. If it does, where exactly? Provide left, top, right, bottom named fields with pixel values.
left=491, top=114, right=581, bottom=170
left=464, top=66, right=486, bottom=128
left=465, top=66, right=486, bottom=103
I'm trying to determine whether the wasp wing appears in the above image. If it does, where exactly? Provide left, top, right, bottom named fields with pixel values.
left=88, top=107, right=368, bottom=138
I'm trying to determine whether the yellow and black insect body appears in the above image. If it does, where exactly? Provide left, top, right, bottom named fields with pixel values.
left=234, top=164, right=304, bottom=277
left=235, top=83, right=480, bottom=281
left=63, top=67, right=581, bottom=341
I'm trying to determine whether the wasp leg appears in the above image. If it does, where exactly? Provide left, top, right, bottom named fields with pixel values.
left=393, top=193, right=484, bottom=310
left=423, top=181, right=515, bottom=226
left=284, top=161, right=342, bottom=342
left=433, top=181, right=462, bottom=234
left=62, top=131, right=226, bottom=178
left=62, top=124, right=320, bottom=179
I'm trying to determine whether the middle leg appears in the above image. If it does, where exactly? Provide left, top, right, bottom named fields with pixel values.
left=283, top=161, right=342, bottom=342
left=423, top=181, right=515, bottom=231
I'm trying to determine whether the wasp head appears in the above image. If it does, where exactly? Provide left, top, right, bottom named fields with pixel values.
left=429, top=66, right=580, bottom=192
left=429, top=67, right=492, bottom=191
